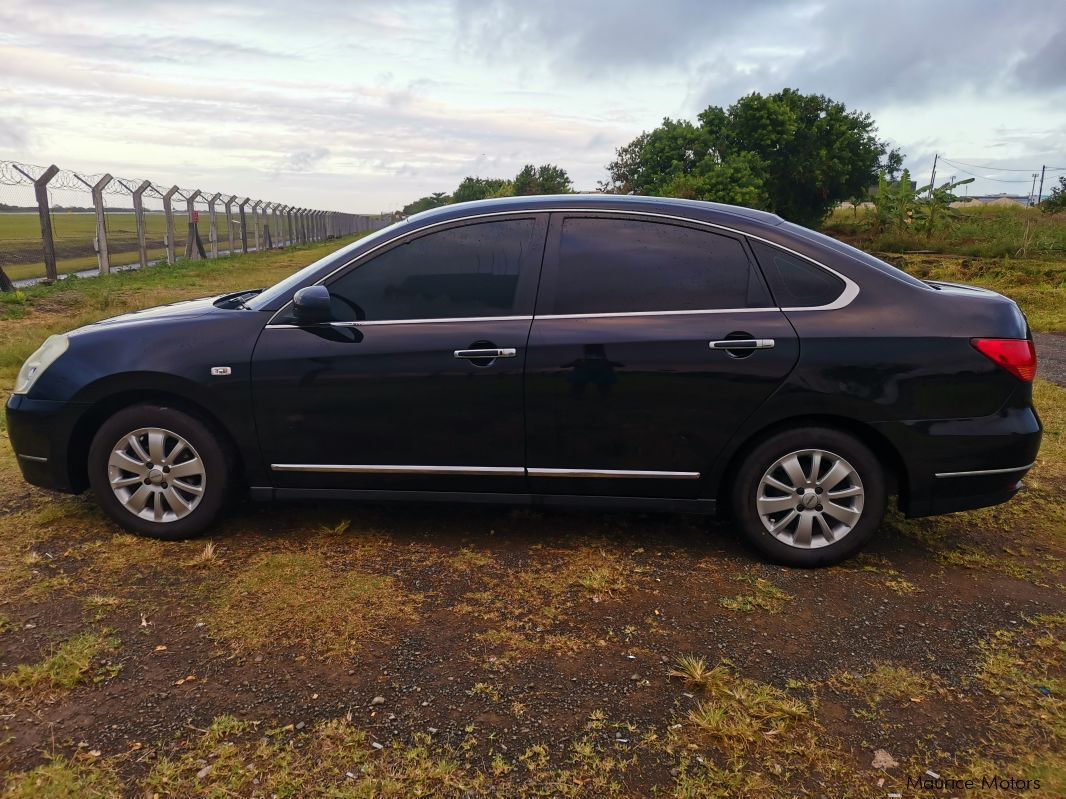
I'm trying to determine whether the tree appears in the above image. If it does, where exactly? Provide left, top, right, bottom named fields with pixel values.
left=513, top=163, right=573, bottom=195
left=402, top=192, right=451, bottom=216
left=1041, top=176, right=1066, bottom=215
left=605, top=89, right=902, bottom=226
left=452, top=177, right=513, bottom=204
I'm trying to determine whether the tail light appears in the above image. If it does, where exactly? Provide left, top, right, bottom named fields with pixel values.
left=970, top=338, right=1037, bottom=382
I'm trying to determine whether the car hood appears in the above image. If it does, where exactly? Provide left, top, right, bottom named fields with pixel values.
left=71, top=296, right=224, bottom=335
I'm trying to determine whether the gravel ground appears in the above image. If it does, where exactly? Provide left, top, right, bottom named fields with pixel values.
left=1035, top=332, right=1066, bottom=387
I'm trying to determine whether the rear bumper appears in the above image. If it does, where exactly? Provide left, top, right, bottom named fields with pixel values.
left=874, top=403, right=1042, bottom=518
left=6, top=394, right=85, bottom=493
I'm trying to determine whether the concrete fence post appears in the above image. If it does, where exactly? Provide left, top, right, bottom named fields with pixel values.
left=90, top=173, right=114, bottom=274
left=238, top=197, right=250, bottom=254
left=207, top=193, right=221, bottom=258
left=130, top=180, right=152, bottom=269
left=184, top=189, right=203, bottom=260
left=252, top=200, right=262, bottom=252
left=13, top=163, right=60, bottom=283
left=162, top=185, right=179, bottom=264
left=224, top=195, right=237, bottom=255
left=287, top=206, right=296, bottom=246
left=272, top=203, right=283, bottom=247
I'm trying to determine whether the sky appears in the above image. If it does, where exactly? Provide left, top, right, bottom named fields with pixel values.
left=1, top=0, right=1064, bottom=213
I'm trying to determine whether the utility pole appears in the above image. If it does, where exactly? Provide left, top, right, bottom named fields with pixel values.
left=1030, top=173, right=1039, bottom=206
left=1037, top=165, right=1046, bottom=205
left=928, top=153, right=938, bottom=196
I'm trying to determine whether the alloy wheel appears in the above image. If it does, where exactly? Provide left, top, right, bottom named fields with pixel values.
left=107, top=427, right=207, bottom=522
left=755, top=448, right=865, bottom=549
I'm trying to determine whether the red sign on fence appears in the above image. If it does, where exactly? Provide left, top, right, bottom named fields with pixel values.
left=191, top=211, right=200, bottom=223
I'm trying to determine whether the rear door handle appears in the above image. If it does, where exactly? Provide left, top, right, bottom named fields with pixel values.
left=454, top=348, right=517, bottom=359
left=709, top=339, right=775, bottom=350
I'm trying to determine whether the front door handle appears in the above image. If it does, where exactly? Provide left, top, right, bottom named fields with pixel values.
left=709, top=339, right=775, bottom=350
left=454, top=348, right=517, bottom=359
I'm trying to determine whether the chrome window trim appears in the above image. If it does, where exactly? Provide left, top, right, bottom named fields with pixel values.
left=264, top=207, right=859, bottom=327
left=934, top=462, right=1035, bottom=478
left=270, top=464, right=700, bottom=480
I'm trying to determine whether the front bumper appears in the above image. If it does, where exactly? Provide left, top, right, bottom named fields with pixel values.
left=6, top=394, right=87, bottom=493
left=874, top=403, right=1042, bottom=518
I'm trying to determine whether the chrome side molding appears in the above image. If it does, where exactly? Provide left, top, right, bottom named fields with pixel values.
left=271, top=464, right=700, bottom=479
left=934, top=462, right=1036, bottom=478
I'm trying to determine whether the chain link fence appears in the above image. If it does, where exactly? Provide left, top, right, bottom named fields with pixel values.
left=0, top=160, right=390, bottom=289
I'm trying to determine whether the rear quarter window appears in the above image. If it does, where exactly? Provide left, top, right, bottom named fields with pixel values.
left=749, top=240, right=845, bottom=308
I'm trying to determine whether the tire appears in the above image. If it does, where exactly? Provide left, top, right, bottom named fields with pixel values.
left=730, top=427, right=886, bottom=567
left=87, top=404, right=230, bottom=540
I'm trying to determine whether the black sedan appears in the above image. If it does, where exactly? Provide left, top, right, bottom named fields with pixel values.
left=6, top=195, right=1042, bottom=566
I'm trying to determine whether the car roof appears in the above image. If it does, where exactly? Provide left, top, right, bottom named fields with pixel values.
left=405, top=194, right=784, bottom=232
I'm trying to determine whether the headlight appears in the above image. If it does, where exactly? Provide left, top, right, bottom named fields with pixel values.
left=13, top=334, right=69, bottom=395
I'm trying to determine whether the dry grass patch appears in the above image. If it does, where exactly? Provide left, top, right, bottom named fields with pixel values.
left=2, top=755, right=122, bottom=799
left=207, top=551, right=419, bottom=659
left=665, top=659, right=866, bottom=797
left=831, top=662, right=938, bottom=707
left=454, top=545, right=634, bottom=664
left=718, top=575, right=792, bottom=613
left=0, top=630, right=119, bottom=696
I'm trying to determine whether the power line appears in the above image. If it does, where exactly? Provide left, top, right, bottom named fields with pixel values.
left=938, top=163, right=1033, bottom=184
left=939, top=157, right=1040, bottom=173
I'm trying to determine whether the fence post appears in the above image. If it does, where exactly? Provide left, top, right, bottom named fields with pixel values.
left=238, top=198, right=250, bottom=254
left=222, top=195, right=236, bottom=255
left=207, top=193, right=221, bottom=258
left=88, top=173, right=114, bottom=274
left=162, top=185, right=179, bottom=264
left=184, top=189, right=203, bottom=260
left=13, top=164, right=60, bottom=283
left=252, top=200, right=262, bottom=252
left=130, top=180, right=151, bottom=269
left=287, top=206, right=296, bottom=246
left=272, top=203, right=282, bottom=247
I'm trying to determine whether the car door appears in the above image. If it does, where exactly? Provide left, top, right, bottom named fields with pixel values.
left=251, top=214, right=547, bottom=494
left=524, top=213, right=799, bottom=500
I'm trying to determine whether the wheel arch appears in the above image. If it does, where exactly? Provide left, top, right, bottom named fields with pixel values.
left=66, top=389, right=243, bottom=493
left=713, top=414, right=908, bottom=518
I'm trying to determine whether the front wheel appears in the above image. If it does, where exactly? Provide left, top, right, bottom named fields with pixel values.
left=731, top=427, right=886, bottom=567
left=87, top=404, right=230, bottom=540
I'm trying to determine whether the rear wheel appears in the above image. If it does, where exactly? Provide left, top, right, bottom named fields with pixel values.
left=87, top=404, right=229, bottom=540
left=731, top=427, right=886, bottom=566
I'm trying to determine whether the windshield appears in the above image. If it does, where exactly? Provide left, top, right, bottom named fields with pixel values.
left=779, top=222, right=930, bottom=290
left=245, top=222, right=403, bottom=310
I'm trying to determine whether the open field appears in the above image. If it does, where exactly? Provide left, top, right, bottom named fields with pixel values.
left=0, top=234, right=1063, bottom=796
left=0, top=212, right=276, bottom=282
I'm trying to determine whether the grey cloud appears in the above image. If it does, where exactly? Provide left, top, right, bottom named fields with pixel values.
left=278, top=147, right=332, bottom=172
left=0, top=116, right=30, bottom=150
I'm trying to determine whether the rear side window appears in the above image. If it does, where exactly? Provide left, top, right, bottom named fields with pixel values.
left=326, top=219, right=535, bottom=321
left=550, top=217, right=769, bottom=315
left=748, top=240, right=845, bottom=308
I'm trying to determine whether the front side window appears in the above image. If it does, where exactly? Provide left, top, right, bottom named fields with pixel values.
left=326, top=219, right=536, bottom=321
left=550, top=217, right=769, bottom=315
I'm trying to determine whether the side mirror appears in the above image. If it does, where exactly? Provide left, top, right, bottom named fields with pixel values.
left=292, top=285, right=333, bottom=325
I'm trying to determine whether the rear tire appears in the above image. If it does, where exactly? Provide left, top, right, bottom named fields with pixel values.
left=88, top=404, right=229, bottom=540
left=730, top=427, right=886, bottom=567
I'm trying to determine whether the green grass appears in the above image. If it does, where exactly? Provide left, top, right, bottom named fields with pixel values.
left=0, top=631, right=118, bottom=695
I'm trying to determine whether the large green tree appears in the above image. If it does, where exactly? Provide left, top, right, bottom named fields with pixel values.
left=452, top=176, right=515, bottom=204
left=513, top=163, right=573, bottom=195
left=605, top=89, right=902, bottom=226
